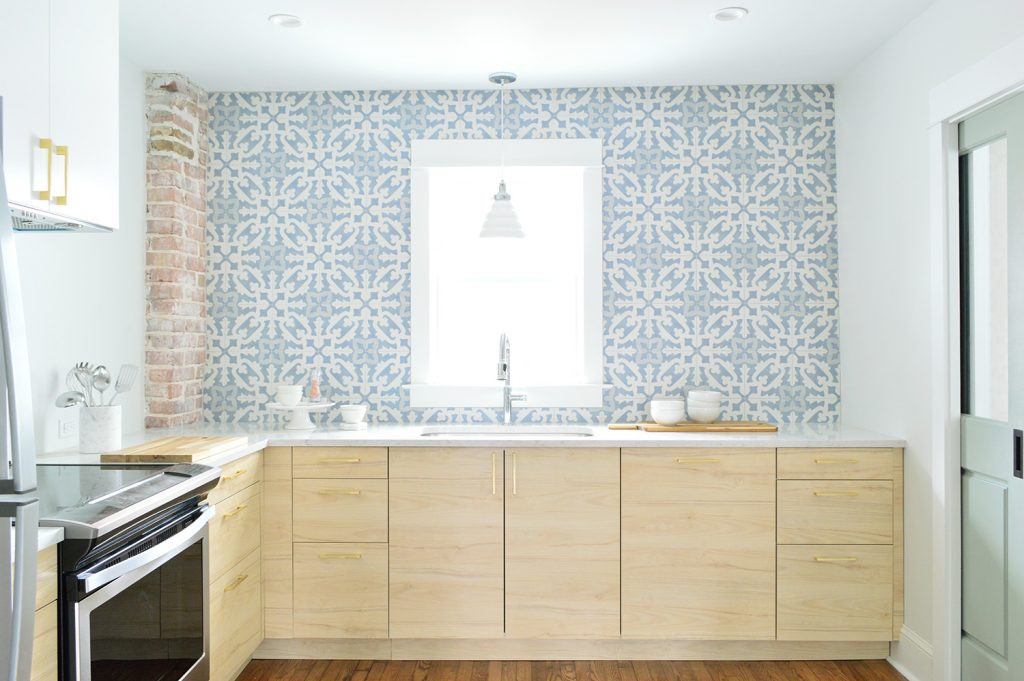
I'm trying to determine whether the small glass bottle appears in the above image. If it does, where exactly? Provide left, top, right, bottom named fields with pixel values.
left=307, top=367, right=322, bottom=403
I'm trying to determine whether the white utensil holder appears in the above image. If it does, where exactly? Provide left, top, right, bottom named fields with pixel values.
left=80, top=405, right=122, bottom=454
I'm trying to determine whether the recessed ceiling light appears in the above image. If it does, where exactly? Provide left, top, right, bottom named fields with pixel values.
left=268, top=13, right=303, bottom=28
left=713, top=7, right=749, bottom=22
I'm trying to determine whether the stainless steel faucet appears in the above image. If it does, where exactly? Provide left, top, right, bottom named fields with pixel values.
left=497, top=333, right=527, bottom=425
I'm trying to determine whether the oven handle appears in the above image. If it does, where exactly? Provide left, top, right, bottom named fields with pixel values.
left=77, top=505, right=214, bottom=593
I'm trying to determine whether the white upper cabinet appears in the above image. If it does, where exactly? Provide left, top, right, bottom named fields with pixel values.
left=0, top=0, right=119, bottom=229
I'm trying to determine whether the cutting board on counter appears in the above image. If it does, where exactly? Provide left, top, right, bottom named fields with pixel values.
left=99, top=436, right=250, bottom=463
left=609, top=421, right=778, bottom=433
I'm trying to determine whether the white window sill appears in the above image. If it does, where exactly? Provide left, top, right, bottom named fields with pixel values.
left=405, top=384, right=605, bottom=409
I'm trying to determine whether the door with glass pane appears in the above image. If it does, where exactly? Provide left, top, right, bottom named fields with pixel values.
left=958, top=91, right=1024, bottom=681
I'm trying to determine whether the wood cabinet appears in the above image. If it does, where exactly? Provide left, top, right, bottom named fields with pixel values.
left=777, top=480, right=893, bottom=545
left=389, top=448, right=504, bottom=638
left=30, top=545, right=58, bottom=681
left=293, top=543, right=388, bottom=638
left=292, top=478, right=387, bottom=543
left=293, top=447, right=387, bottom=478
left=262, top=447, right=294, bottom=638
left=0, top=0, right=118, bottom=227
left=504, top=447, right=620, bottom=639
left=210, top=549, right=262, bottom=681
left=622, top=448, right=776, bottom=640
left=209, top=482, right=261, bottom=582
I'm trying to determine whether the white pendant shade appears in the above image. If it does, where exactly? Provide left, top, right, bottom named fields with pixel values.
left=479, top=180, right=524, bottom=238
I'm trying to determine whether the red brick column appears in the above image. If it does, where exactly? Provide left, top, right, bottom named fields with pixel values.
left=144, top=74, right=208, bottom=428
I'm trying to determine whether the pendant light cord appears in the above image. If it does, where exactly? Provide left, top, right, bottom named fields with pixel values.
left=499, top=81, right=506, bottom=182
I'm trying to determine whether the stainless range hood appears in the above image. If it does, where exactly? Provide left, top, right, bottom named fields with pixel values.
left=8, top=201, right=111, bottom=233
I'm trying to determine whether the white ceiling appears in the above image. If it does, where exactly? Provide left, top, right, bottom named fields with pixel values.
left=120, top=0, right=935, bottom=92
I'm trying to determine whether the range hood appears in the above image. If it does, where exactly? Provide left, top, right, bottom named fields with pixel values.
left=8, top=201, right=111, bottom=233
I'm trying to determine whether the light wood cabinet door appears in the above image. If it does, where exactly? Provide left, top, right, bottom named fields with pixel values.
left=622, top=449, right=776, bottom=639
left=293, top=478, right=388, bottom=543
left=777, top=448, right=895, bottom=480
left=34, top=545, right=58, bottom=611
left=504, top=448, right=620, bottom=639
left=389, top=448, right=504, bottom=638
left=777, top=545, right=893, bottom=641
left=31, top=601, right=57, bottom=681
left=210, top=548, right=262, bottom=681
left=293, top=543, right=388, bottom=638
left=209, top=482, right=261, bottom=583
left=209, top=451, right=263, bottom=505
left=262, top=447, right=293, bottom=638
left=293, top=447, right=388, bottom=478
left=777, top=480, right=893, bottom=544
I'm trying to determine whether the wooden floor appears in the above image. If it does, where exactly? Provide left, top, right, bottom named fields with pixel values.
left=237, top=659, right=907, bottom=681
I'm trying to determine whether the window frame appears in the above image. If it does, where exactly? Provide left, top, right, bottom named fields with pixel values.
left=409, top=138, right=603, bottom=408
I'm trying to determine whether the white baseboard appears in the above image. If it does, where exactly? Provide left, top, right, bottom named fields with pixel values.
left=888, top=625, right=933, bottom=681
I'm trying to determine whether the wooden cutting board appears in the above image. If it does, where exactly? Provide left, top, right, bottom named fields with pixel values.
left=608, top=421, right=778, bottom=433
left=99, top=436, right=250, bottom=463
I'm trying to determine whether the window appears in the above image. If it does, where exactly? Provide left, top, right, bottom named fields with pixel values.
left=410, top=139, right=603, bottom=408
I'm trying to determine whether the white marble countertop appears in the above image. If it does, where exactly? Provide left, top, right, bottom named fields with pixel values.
left=37, top=421, right=904, bottom=468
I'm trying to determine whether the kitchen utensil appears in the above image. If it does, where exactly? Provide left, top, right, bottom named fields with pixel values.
left=338, top=404, right=368, bottom=424
left=54, top=391, right=86, bottom=408
left=650, top=399, right=687, bottom=425
left=109, top=364, right=139, bottom=404
left=92, top=365, right=111, bottom=405
left=73, top=361, right=95, bottom=405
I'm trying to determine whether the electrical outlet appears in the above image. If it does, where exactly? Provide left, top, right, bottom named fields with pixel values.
left=57, top=410, right=77, bottom=439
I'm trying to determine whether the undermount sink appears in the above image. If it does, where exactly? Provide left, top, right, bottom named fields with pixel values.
left=419, top=425, right=595, bottom=438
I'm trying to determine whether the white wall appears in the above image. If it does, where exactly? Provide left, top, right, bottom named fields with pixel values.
left=836, top=1, right=1024, bottom=678
left=15, top=57, right=147, bottom=453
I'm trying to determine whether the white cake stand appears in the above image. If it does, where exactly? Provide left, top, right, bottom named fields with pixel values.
left=267, top=401, right=336, bottom=430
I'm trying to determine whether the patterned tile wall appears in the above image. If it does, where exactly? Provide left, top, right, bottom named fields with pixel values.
left=205, top=85, right=838, bottom=425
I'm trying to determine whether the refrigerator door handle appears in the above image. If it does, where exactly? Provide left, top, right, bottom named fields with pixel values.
left=1, top=500, right=39, bottom=681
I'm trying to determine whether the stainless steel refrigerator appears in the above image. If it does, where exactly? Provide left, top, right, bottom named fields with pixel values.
left=0, top=97, right=110, bottom=681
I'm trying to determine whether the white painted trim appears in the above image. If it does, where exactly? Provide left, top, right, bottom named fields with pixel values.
left=407, top=383, right=605, bottom=408
left=928, top=43, right=1024, bottom=681
left=409, top=138, right=604, bottom=408
left=889, top=625, right=934, bottom=681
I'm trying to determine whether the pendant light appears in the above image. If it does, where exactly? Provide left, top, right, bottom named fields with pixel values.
left=479, top=72, right=524, bottom=239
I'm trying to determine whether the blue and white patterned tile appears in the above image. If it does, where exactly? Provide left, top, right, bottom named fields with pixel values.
left=204, top=85, right=839, bottom=425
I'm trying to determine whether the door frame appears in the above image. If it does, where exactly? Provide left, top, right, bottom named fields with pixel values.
left=929, top=34, right=1024, bottom=681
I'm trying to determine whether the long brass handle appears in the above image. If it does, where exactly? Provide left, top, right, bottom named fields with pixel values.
left=320, top=552, right=362, bottom=560
left=223, top=503, right=248, bottom=517
left=321, top=457, right=361, bottom=463
left=36, top=138, right=53, bottom=199
left=491, top=451, right=497, bottom=495
left=677, top=458, right=721, bottom=464
left=814, top=556, right=859, bottom=563
left=814, top=458, right=859, bottom=464
left=221, top=469, right=247, bottom=481
left=318, top=488, right=361, bottom=496
left=224, top=573, right=249, bottom=592
left=813, top=491, right=859, bottom=497
left=54, top=145, right=68, bottom=205
left=512, top=452, right=517, bottom=496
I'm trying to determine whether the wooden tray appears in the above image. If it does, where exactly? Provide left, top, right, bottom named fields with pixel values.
left=99, top=436, right=251, bottom=463
left=608, top=421, right=778, bottom=433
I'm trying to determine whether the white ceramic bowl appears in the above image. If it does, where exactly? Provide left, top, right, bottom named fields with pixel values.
left=687, top=405, right=722, bottom=423
left=687, top=397, right=722, bottom=409
left=688, top=390, right=723, bottom=402
left=338, top=403, right=368, bottom=424
left=650, top=399, right=687, bottom=426
left=275, top=385, right=303, bottom=407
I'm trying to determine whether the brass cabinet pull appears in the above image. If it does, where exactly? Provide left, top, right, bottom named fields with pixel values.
left=318, top=488, right=361, bottom=496
left=491, top=451, right=497, bottom=495
left=321, top=457, right=361, bottom=463
left=221, top=469, right=247, bottom=481
left=512, top=452, right=517, bottom=496
left=54, top=144, right=68, bottom=205
left=223, top=503, right=247, bottom=517
left=224, top=573, right=249, bottom=592
left=814, top=458, right=859, bottom=464
left=320, top=552, right=362, bottom=560
left=676, top=457, right=721, bottom=464
left=814, top=556, right=859, bottom=563
left=813, top=491, right=859, bottom=497
left=36, top=138, right=53, bottom=199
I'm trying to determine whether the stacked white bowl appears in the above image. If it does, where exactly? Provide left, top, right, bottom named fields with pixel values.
left=687, top=389, right=723, bottom=423
left=649, top=398, right=687, bottom=426
left=275, top=384, right=303, bottom=407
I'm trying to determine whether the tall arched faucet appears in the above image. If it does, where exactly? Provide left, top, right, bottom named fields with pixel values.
left=497, top=333, right=527, bottom=425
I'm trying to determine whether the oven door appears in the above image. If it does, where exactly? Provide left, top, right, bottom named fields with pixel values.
left=73, top=505, right=212, bottom=681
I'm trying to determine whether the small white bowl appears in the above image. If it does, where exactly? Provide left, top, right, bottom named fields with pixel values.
left=275, top=385, right=303, bottom=407
left=687, top=405, right=722, bottom=423
left=338, top=404, right=368, bottom=424
left=688, top=390, right=723, bottom=402
left=650, top=399, right=686, bottom=426
left=687, top=398, right=722, bottom=409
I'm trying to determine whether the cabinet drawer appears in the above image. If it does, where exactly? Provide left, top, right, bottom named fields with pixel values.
left=293, top=447, right=387, bottom=478
left=35, top=545, right=57, bottom=610
left=293, top=479, right=387, bottom=543
left=208, top=451, right=262, bottom=505
left=778, top=448, right=894, bottom=480
left=31, top=601, right=57, bottom=681
left=293, top=543, right=388, bottom=638
left=210, top=549, right=261, bottom=681
left=778, top=481, right=893, bottom=544
left=210, top=483, right=262, bottom=583
left=622, top=448, right=775, bottom=502
left=777, top=545, right=893, bottom=641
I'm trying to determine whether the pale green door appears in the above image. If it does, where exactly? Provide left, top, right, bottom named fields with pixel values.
left=958, top=92, right=1024, bottom=681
